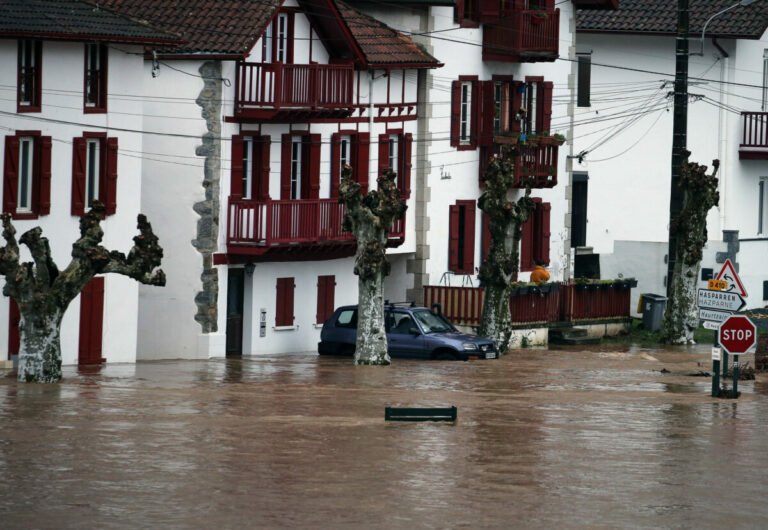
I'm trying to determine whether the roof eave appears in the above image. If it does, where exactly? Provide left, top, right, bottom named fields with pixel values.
left=367, top=61, right=443, bottom=68
left=0, top=31, right=182, bottom=45
left=575, top=28, right=763, bottom=40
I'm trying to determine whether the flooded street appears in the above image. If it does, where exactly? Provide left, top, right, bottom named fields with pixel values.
left=2, top=347, right=768, bottom=528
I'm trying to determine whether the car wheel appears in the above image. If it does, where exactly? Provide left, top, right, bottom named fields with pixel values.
left=435, top=351, right=458, bottom=361
left=340, top=344, right=356, bottom=357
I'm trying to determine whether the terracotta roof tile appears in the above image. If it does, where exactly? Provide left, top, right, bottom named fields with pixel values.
left=0, top=0, right=179, bottom=43
left=577, top=0, right=768, bottom=39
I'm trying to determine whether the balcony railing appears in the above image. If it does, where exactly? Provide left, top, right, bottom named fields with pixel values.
left=513, top=142, right=558, bottom=188
left=483, top=10, right=559, bottom=62
left=740, top=112, right=768, bottom=160
left=227, top=198, right=405, bottom=248
left=235, top=62, right=354, bottom=117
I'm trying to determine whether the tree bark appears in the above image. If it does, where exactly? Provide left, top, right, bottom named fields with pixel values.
left=1, top=201, right=166, bottom=382
left=662, top=153, right=719, bottom=344
left=478, top=150, right=535, bottom=355
left=339, top=166, right=406, bottom=366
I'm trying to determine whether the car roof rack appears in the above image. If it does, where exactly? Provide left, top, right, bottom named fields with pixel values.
left=385, top=300, right=417, bottom=308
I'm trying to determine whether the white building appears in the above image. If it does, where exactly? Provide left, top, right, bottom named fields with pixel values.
left=574, top=0, right=768, bottom=312
left=0, top=0, right=180, bottom=366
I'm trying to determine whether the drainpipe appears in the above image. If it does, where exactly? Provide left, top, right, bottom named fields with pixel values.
left=714, top=38, right=729, bottom=233
left=369, top=69, right=375, bottom=188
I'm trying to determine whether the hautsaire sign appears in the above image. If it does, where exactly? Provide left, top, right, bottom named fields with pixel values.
left=697, top=289, right=746, bottom=312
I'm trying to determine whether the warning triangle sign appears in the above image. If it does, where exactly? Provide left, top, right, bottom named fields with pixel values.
left=716, top=259, right=748, bottom=297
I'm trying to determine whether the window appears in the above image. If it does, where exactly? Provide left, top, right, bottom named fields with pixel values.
left=280, top=134, right=320, bottom=200
left=71, top=134, right=118, bottom=216
left=763, top=50, right=768, bottom=111
left=316, top=275, right=336, bottom=324
left=232, top=135, right=270, bottom=201
left=336, top=309, right=356, bottom=328
left=378, top=132, right=412, bottom=198
left=3, top=132, right=51, bottom=218
left=450, top=77, right=479, bottom=149
left=449, top=200, right=476, bottom=274
left=331, top=132, right=369, bottom=197
left=520, top=199, right=551, bottom=271
left=493, top=82, right=503, bottom=134
left=275, top=277, right=295, bottom=327
left=760, top=177, right=768, bottom=235
left=516, top=78, right=553, bottom=136
left=385, top=311, right=418, bottom=334
left=84, top=43, right=107, bottom=112
left=262, top=12, right=294, bottom=64
left=17, top=40, right=41, bottom=112
left=243, top=137, right=254, bottom=199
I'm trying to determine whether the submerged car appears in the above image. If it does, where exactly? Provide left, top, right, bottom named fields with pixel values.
left=318, top=304, right=497, bottom=360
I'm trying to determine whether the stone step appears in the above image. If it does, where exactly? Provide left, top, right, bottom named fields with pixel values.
left=549, top=328, right=601, bottom=346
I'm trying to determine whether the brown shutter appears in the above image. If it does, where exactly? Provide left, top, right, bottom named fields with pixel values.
left=520, top=198, right=540, bottom=272
left=402, top=133, right=412, bottom=199
left=316, top=275, right=335, bottom=324
left=512, top=82, right=523, bottom=133
left=38, top=136, right=51, bottom=215
left=3, top=136, right=20, bottom=214
left=450, top=81, right=461, bottom=147
left=470, top=81, right=480, bottom=149
left=463, top=201, right=476, bottom=274
left=482, top=213, right=491, bottom=262
left=479, top=81, right=495, bottom=146
left=105, top=137, right=118, bottom=215
left=8, top=297, right=20, bottom=359
left=71, top=137, right=86, bottom=215
left=276, top=278, right=286, bottom=326
left=308, top=133, right=321, bottom=199
left=538, top=202, right=551, bottom=266
left=538, top=81, right=554, bottom=133
left=330, top=133, right=340, bottom=198
left=231, top=134, right=244, bottom=199
left=356, top=133, right=370, bottom=195
left=280, top=134, right=291, bottom=199
left=378, top=133, right=389, bottom=176
left=449, top=204, right=460, bottom=272
left=258, top=135, right=271, bottom=200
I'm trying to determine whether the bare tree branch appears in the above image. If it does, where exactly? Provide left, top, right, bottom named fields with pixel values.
left=19, top=227, right=58, bottom=289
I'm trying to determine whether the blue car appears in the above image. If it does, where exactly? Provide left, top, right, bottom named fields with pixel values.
left=318, top=304, right=497, bottom=360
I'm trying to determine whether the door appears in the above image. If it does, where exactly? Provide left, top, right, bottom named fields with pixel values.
left=386, top=311, right=425, bottom=359
left=78, top=277, right=105, bottom=364
left=226, top=268, right=245, bottom=357
left=571, top=174, right=588, bottom=248
left=8, top=298, right=19, bottom=360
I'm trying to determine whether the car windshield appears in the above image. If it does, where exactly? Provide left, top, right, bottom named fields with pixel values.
left=412, top=310, right=453, bottom=334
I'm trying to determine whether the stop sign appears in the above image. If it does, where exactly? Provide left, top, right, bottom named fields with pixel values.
left=719, top=315, right=757, bottom=355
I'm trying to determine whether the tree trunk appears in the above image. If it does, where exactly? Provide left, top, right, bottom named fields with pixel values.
left=479, top=280, right=512, bottom=355
left=354, top=268, right=390, bottom=365
left=17, top=309, right=63, bottom=383
left=664, top=260, right=699, bottom=344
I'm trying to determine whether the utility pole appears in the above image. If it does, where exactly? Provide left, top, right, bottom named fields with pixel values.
left=667, top=0, right=689, bottom=296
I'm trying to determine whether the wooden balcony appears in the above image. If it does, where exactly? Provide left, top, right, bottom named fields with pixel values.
left=226, top=198, right=405, bottom=261
left=482, top=10, right=559, bottom=63
left=235, top=62, right=355, bottom=120
left=740, top=112, right=768, bottom=160
left=492, top=137, right=560, bottom=188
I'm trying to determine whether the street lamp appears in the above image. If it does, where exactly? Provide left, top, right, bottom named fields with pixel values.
left=691, top=0, right=760, bottom=56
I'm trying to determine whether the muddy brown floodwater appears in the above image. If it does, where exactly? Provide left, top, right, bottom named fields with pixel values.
left=2, top=345, right=768, bottom=528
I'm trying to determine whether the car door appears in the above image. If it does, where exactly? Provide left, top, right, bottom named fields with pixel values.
left=386, top=311, right=426, bottom=358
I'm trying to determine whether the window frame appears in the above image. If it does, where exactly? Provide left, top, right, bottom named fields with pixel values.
left=85, top=137, right=102, bottom=208
left=263, top=10, right=295, bottom=64
left=290, top=136, right=302, bottom=200
left=17, top=40, right=42, bottom=112
left=451, top=76, right=479, bottom=150
left=4, top=130, right=51, bottom=219
left=84, top=43, right=108, bottom=113
left=460, top=82, right=473, bottom=144
left=16, top=136, right=35, bottom=213
left=760, top=177, right=768, bottom=235
left=449, top=200, right=476, bottom=275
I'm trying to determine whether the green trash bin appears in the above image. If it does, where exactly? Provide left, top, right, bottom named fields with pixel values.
left=641, top=293, right=667, bottom=332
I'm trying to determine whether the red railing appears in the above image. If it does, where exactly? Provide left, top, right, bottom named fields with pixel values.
left=228, top=198, right=404, bottom=246
left=423, top=282, right=631, bottom=328
left=236, top=62, right=354, bottom=113
left=740, top=112, right=768, bottom=159
left=513, top=142, right=558, bottom=188
left=483, top=10, right=559, bottom=61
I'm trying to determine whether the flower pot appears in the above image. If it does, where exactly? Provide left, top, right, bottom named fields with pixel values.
left=517, top=286, right=530, bottom=295
left=494, top=135, right=519, bottom=145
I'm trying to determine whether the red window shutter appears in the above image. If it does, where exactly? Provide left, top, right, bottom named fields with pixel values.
left=287, top=12, right=295, bottom=64
left=230, top=134, right=244, bottom=199
left=258, top=135, right=271, bottom=200
left=449, top=204, right=460, bottom=272
left=512, top=82, right=523, bottom=133
left=478, top=0, right=499, bottom=22
left=3, top=136, right=20, bottom=214
left=280, top=134, right=291, bottom=199
left=482, top=213, right=491, bottom=262
left=308, top=134, right=321, bottom=199
left=286, top=278, right=295, bottom=325
left=479, top=81, right=495, bottom=147
left=402, top=133, right=412, bottom=199
left=470, top=81, right=480, bottom=149
left=462, top=201, right=476, bottom=274
left=520, top=198, right=541, bottom=272
left=330, top=133, right=341, bottom=198
left=538, top=81, right=554, bottom=133
left=8, top=297, right=20, bottom=359
left=105, top=137, right=118, bottom=215
left=450, top=81, right=461, bottom=147
left=71, top=137, right=86, bottom=215
left=276, top=278, right=286, bottom=326
left=316, top=275, right=336, bottom=324
left=538, top=202, right=551, bottom=266
left=356, top=132, right=370, bottom=195
left=378, top=133, right=389, bottom=175
left=38, top=136, right=51, bottom=215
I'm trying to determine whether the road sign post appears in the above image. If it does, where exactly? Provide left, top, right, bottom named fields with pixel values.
left=718, top=315, right=757, bottom=399
left=711, top=333, right=720, bottom=397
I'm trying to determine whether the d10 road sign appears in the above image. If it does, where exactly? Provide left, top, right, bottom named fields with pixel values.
left=697, top=289, right=746, bottom=312
left=719, top=315, right=757, bottom=355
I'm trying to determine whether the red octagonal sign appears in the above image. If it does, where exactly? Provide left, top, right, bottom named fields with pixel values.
left=719, top=315, right=757, bottom=355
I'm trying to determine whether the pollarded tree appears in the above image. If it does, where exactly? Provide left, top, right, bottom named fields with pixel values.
left=339, top=165, right=407, bottom=365
left=478, top=149, right=535, bottom=355
left=662, top=152, right=719, bottom=344
left=2, top=201, right=165, bottom=383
